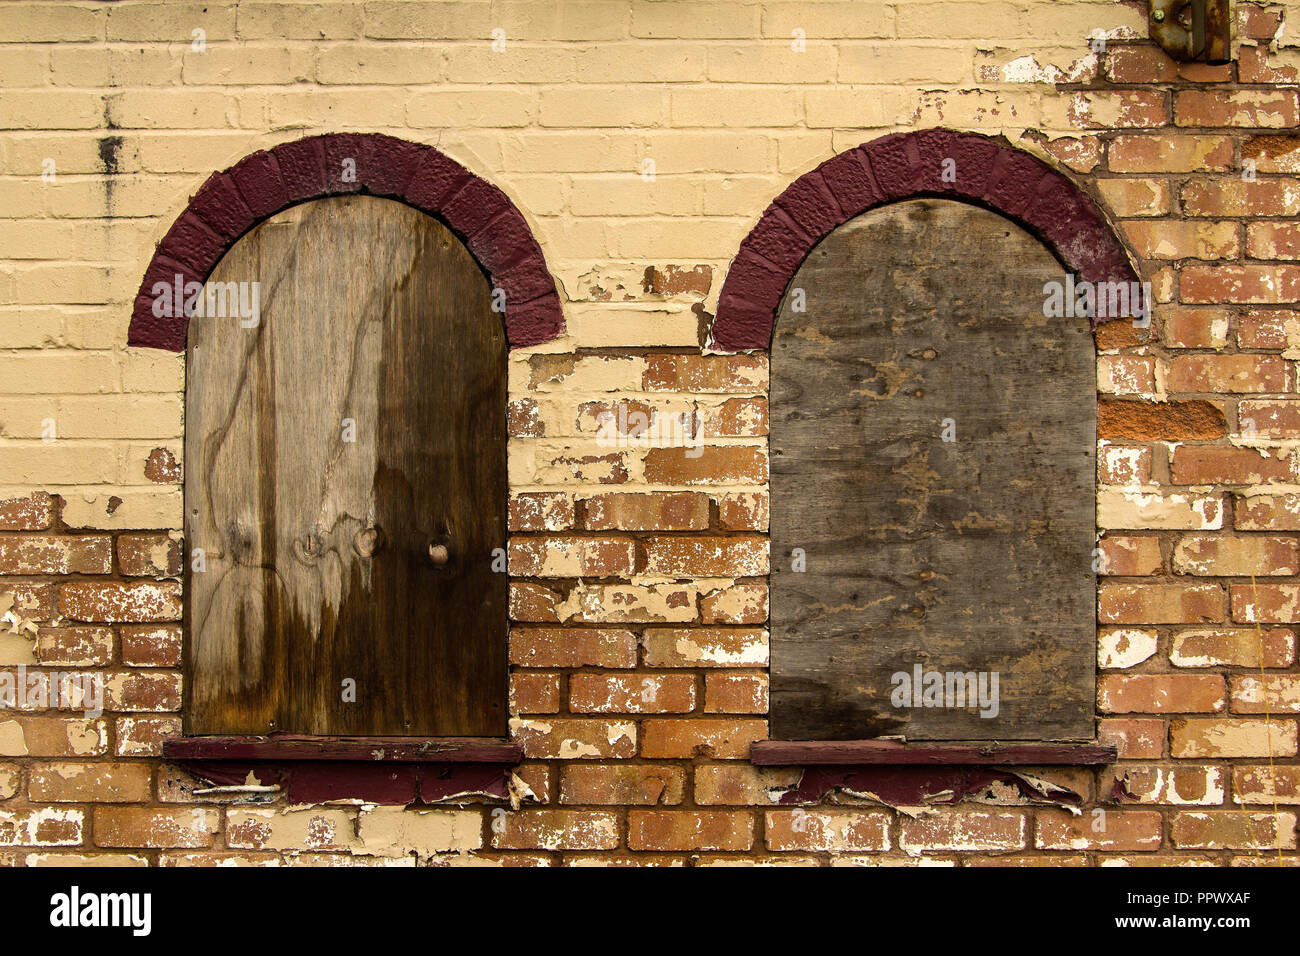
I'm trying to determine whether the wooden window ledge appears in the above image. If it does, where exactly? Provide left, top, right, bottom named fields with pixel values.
left=163, top=735, right=523, bottom=764
left=750, top=740, right=1117, bottom=766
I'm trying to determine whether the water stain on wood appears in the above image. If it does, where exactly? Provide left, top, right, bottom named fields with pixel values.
left=185, top=196, right=508, bottom=737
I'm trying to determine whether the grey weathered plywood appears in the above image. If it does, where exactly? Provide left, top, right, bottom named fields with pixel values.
left=771, top=199, right=1096, bottom=741
left=185, top=196, right=507, bottom=737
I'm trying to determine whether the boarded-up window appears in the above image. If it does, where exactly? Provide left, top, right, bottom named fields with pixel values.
left=771, top=199, right=1096, bottom=742
left=185, top=196, right=507, bottom=737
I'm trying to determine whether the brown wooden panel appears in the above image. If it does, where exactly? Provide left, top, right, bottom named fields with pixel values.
left=750, top=740, right=1117, bottom=766
left=185, top=196, right=507, bottom=737
left=771, top=199, right=1096, bottom=742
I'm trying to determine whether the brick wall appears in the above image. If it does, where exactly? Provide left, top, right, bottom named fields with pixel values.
left=1, top=0, right=1299, bottom=865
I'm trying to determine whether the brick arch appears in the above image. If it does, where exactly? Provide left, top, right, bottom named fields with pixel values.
left=710, top=128, right=1140, bottom=352
left=128, top=133, right=563, bottom=351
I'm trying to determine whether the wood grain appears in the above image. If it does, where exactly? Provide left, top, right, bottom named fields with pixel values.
left=750, top=740, right=1117, bottom=765
left=185, top=196, right=508, bottom=737
left=771, top=199, right=1096, bottom=742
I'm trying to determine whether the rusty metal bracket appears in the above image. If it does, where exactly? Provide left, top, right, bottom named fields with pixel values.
left=1149, top=0, right=1232, bottom=63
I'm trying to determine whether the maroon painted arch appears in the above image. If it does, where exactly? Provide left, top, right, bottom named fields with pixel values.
left=710, top=128, right=1140, bottom=352
left=128, top=133, right=563, bottom=351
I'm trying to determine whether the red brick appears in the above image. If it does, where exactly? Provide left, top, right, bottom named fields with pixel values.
left=1121, top=220, right=1239, bottom=261
left=1182, top=179, right=1300, bottom=217
left=1098, top=582, right=1225, bottom=624
left=509, top=673, right=561, bottom=714
left=508, top=492, right=575, bottom=532
left=1232, top=583, right=1300, bottom=623
left=1170, top=446, right=1294, bottom=485
left=1166, top=354, right=1290, bottom=393
left=0, top=492, right=58, bottom=531
left=766, top=809, right=890, bottom=852
left=1171, top=627, right=1295, bottom=668
left=58, top=582, right=181, bottom=623
left=898, top=810, right=1026, bottom=852
left=1235, top=493, right=1300, bottom=530
left=1181, top=264, right=1300, bottom=304
left=1098, top=400, right=1225, bottom=441
left=104, top=671, right=182, bottom=712
left=1171, top=811, right=1297, bottom=850
left=628, top=810, right=753, bottom=851
left=1175, top=90, right=1300, bottom=128
left=640, top=718, right=766, bottom=759
left=508, top=582, right=562, bottom=623
left=114, top=716, right=181, bottom=757
left=511, top=717, right=636, bottom=760
left=0, top=535, right=110, bottom=575
left=0, top=808, right=83, bottom=847
left=704, top=673, right=768, bottom=714
left=1098, top=535, right=1163, bottom=575
left=1230, top=674, right=1300, bottom=714
left=1160, top=307, right=1231, bottom=348
left=0, top=717, right=108, bottom=757
left=34, top=627, right=112, bottom=667
left=116, top=533, right=182, bottom=577
left=642, top=354, right=766, bottom=392
left=491, top=810, right=619, bottom=851
left=1248, top=222, right=1300, bottom=260
left=1099, top=717, right=1166, bottom=759
left=699, top=583, right=768, bottom=624
left=642, top=628, right=768, bottom=667
left=1098, top=674, right=1225, bottom=714
left=643, top=446, right=767, bottom=485
left=1172, top=534, right=1299, bottom=576
left=716, top=492, right=768, bottom=531
left=1036, top=809, right=1162, bottom=851
left=510, top=627, right=638, bottom=668
left=1108, top=135, right=1234, bottom=172
left=27, top=762, right=152, bottom=803
left=569, top=674, right=696, bottom=714
left=1234, top=765, right=1300, bottom=804
left=507, top=535, right=635, bottom=577
left=1238, top=309, right=1300, bottom=349
left=119, top=625, right=181, bottom=667
left=559, top=765, right=685, bottom=806
left=94, top=807, right=219, bottom=848
left=582, top=492, right=709, bottom=531
left=642, top=535, right=768, bottom=576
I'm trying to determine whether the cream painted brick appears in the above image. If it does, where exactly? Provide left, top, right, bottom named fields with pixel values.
left=838, top=43, right=971, bottom=83
left=237, top=2, right=364, bottom=40
left=541, top=88, right=669, bottom=128
left=761, top=3, right=894, bottom=39
left=105, top=2, right=236, bottom=42
left=502, top=132, right=642, bottom=173
left=123, top=443, right=182, bottom=485
left=912, top=88, right=1034, bottom=129
left=4, top=135, right=142, bottom=176
left=607, top=218, right=748, bottom=259
left=806, top=87, right=917, bottom=128
left=566, top=305, right=700, bottom=348
left=630, top=1, right=760, bottom=39
left=642, top=132, right=779, bottom=174
left=0, top=308, right=65, bottom=348
left=975, top=47, right=1099, bottom=86
left=707, top=45, right=838, bottom=84
left=227, top=807, right=358, bottom=852
left=56, top=489, right=181, bottom=530
left=134, top=132, right=256, bottom=174
left=0, top=4, right=105, bottom=43
left=108, top=91, right=241, bottom=130
left=444, top=46, right=576, bottom=84
left=703, top=175, right=785, bottom=215
left=0, top=91, right=102, bottom=130
left=493, top=1, right=628, bottom=41
left=0, top=443, right=118, bottom=484
left=896, top=2, right=1031, bottom=39
left=357, top=806, right=482, bottom=856
left=0, top=47, right=49, bottom=86
left=574, top=44, right=708, bottom=83
left=0, top=353, right=118, bottom=393
left=568, top=175, right=702, bottom=217
left=315, top=42, right=441, bottom=84
left=406, top=90, right=535, bottom=128
left=49, top=47, right=183, bottom=87
left=120, top=352, right=184, bottom=394
left=257, top=89, right=409, bottom=129
left=13, top=264, right=124, bottom=306
left=0, top=396, right=181, bottom=439
left=0, top=220, right=154, bottom=260
left=531, top=216, right=610, bottom=259
left=508, top=176, right=568, bottom=217
left=777, top=131, right=836, bottom=174
left=1098, top=489, right=1225, bottom=531
left=0, top=181, right=47, bottom=219
left=362, top=1, right=495, bottom=39
left=182, top=46, right=313, bottom=86
left=669, top=88, right=804, bottom=128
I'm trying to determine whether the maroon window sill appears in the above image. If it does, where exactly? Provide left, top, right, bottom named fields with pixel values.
left=164, top=734, right=523, bottom=763
left=163, top=735, right=523, bottom=804
left=750, top=740, right=1117, bottom=766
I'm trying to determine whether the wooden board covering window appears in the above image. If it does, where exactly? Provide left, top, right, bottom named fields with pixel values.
left=184, top=196, right=508, bottom=737
left=771, top=199, right=1096, bottom=742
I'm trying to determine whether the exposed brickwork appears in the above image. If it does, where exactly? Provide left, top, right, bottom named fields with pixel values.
left=2, top=0, right=1299, bottom=868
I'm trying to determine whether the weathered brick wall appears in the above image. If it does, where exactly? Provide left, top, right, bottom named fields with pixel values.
left=1, top=0, right=1299, bottom=865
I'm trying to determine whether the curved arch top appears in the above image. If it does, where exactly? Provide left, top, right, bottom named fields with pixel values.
left=128, top=133, right=563, bottom=351
left=710, top=128, right=1140, bottom=352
